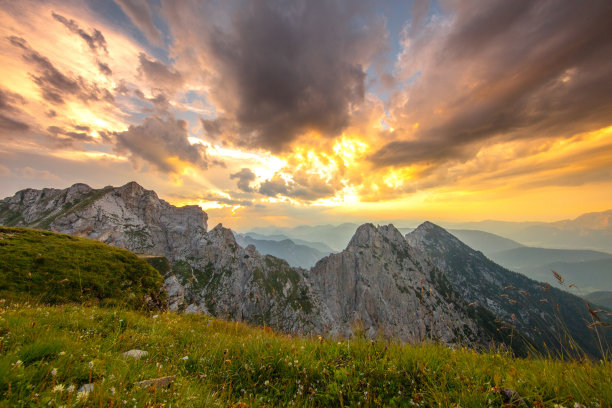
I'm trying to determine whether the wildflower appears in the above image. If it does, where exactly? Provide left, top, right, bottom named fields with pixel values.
left=88, top=361, right=94, bottom=369
left=14, top=359, right=23, bottom=368
left=66, top=385, right=75, bottom=393
left=264, top=380, right=270, bottom=386
left=152, top=315, right=159, bottom=319
left=182, top=356, right=189, bottom=360
left=110, top=387, right=116, bottom=395
left=76, top=391, right=89, bottom=402
left=53, top=384, right=65, bottom=393
left=51, top=368, right=57, bottom=377
left=59, top=351, right=66, bottom=356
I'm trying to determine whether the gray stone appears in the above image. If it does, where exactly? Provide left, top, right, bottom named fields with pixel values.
left=136, top=376, right=175, bottom=389
left=122, top=349, right=148, bottom=359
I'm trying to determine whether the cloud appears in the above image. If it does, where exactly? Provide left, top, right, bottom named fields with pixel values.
left=203, top=193, right=253, bottom=207
left=138, top=53, right=183, bottom=90
left=114, top=0, right=164, bottom=47
left=114, top=114, right=208, bottom=173
left=51, top=11, right=108, bottom=54
left=47, top=125, right=94, bottom=143
left=165, top=0, right=387, bottom=152
left=20, top=166, right=60, bottom=180
left=0, top=164, right=14, bottom=177
left=230, top=168, right=256, bottom=192
left=97, top=61, right=112, bottom=76
left=371, top=0, right=612, bottom=168
left=0, top=87, right=27, bottom=111
left=0, top=114, right=30, bottom=132
left=259, top=173, right=336, bottom=201
left=0, top=88, right=30, bottom=132
left=8, top=36, right=114, bottom=105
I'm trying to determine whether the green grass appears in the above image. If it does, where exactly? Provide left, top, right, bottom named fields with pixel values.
left=0, top=227, right=165, bottom=310
left=0, top=303, right=610, bottom=407
left=0, top=226, right=610, bottom=406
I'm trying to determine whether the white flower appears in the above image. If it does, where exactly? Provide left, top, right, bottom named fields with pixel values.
left=152, top=315, right=159, bottom=319
left=88, top=361, right=94, bottom=369
left=51, top=368, right=57, bottom=377
left=66, top=384, right=75, bottom=393
left=264, top=380, right=270, bottom=386
left=53, top=384, right=65, bottom=393
left=14, top=360, right=23, bottom=368
left=181, top=356, right=189, bottom=360
left=110, top=387, right=116, bottom=395
left=77, top=391, right=89, bottom=402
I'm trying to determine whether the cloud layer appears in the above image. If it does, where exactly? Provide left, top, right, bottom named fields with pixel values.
left=1, top=0, right=612, bottom=228
left=372, top=0, right=612, bottom=168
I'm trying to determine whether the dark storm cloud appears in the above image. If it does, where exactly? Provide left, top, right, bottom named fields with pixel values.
left=8, top=36, right=114, bottom=105
left=138, top=53, right=183, bottom=89
left=114, top=114, right=208, bottom=173
left=114, top=0, right=164, bottom=46
left=371, top=0, right=612, bottom=168
left=51, top=12, right=108, bottom=54
left=169, top=0, right=387, bottom=152
left=230, top=168, right=256, bottom=192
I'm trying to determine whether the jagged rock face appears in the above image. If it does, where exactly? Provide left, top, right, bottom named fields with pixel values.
left=5, top=182, right=606, bottom=355
left=310, top=224, right=485, bottom=344
left=173, top=223, right=330, bottom=334
left=406, top=222, right=612, bottom=357
left=0, top=182, right=207, bottom=262
left=0, top=182, right=328, bottom=334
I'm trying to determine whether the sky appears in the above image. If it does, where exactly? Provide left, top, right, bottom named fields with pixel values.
left=1, top=0, right=612, bottom=230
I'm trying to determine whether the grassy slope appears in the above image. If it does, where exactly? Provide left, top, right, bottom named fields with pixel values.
left=0, top=227, right=165, bottom=310
left=0, top=304, right=610, bottom=408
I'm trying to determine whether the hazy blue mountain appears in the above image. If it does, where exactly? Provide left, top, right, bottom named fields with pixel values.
left=243, top=232, right=335, bottom=253
left=250, top=223, right=359, bottom=251
left=486, top=247, right=612, bottom=292
left=447, top=210, right=612, bottom=252
left=448, top=229, right=524, bottom=253
left=234, top=234, right=327, bottom=269
left=584, top=291, right=612, bottom=310
left=488, top=247, right=612, bottom=270
left=522, top=259, right=612, bottom=292
left=406, top=223, right=612, bottom=359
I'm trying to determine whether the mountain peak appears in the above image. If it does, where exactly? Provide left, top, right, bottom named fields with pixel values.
left=117, top=181, right=147, bottom=194
left=347, top=223, right=405, bottom=249
left=407, top=221, right=468, bottom=253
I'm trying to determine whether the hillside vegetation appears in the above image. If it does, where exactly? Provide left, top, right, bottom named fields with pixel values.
left=0, top=303, right=610, bottom=407
left=0, top=227, right=165, bottom=309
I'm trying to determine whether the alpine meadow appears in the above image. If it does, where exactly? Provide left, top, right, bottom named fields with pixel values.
left=1, top=1, right=612, bottom=407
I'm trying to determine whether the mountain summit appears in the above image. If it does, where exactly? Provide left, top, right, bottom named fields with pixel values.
left=2, top=184, right=609, bottom=357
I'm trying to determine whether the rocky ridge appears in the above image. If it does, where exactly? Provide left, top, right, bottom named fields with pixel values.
left=2, top=182, right=608, bottom=356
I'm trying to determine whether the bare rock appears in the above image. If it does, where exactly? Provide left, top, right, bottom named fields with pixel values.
left=122, top=349, right=148, bottom=359
left=136, top=376, right=175, bottom=389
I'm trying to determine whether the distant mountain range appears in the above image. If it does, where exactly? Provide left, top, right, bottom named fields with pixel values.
left=584, top=291, right=612, bottom=310
left=247, top=222, right=612, bottom=292
left=1, top=182, right=610, bottom=357
left=447, top=210, right=612, bottom=252
left=234, top=233, right=328, bottom=269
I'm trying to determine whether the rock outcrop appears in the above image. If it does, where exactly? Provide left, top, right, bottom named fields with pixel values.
left=406, top=222, right=611, bottom=357
left=310, top=223, right=485, bottom=343
left=3, top=182, right=609, bottom=356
